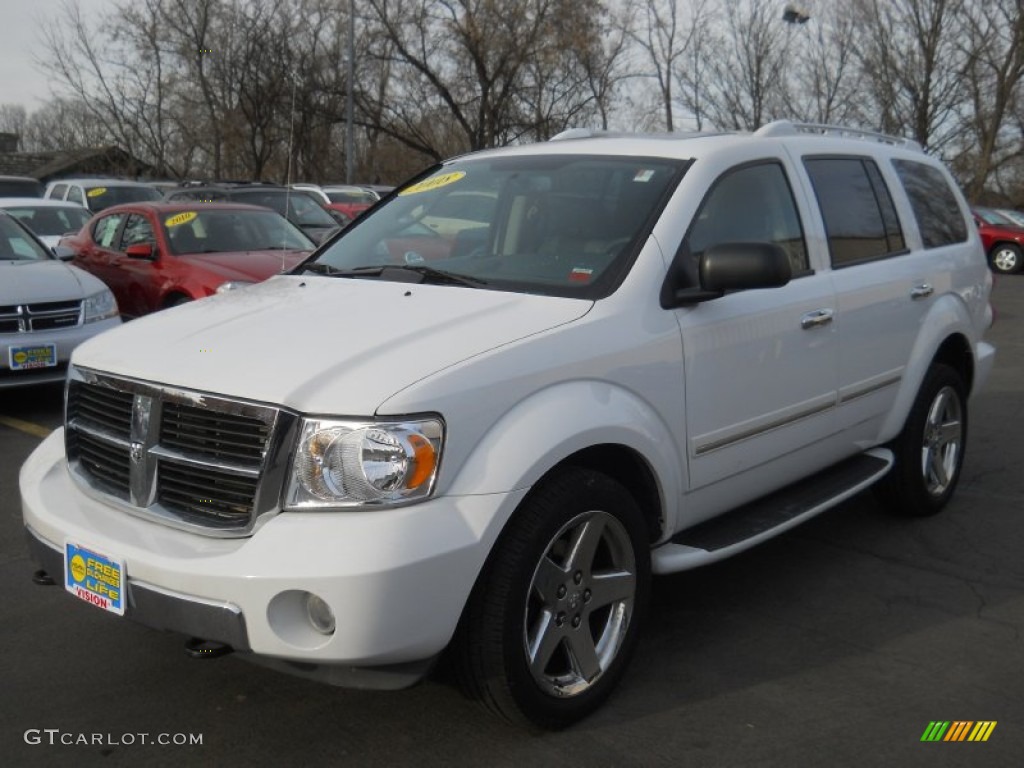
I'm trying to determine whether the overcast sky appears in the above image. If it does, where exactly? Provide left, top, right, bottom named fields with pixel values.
left=0, top=0, right=121, bottom=113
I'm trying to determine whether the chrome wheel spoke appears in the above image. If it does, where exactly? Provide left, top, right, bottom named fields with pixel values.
left=936, top=420, right=961, bottom=447
left=588, top=570, right=635, bottom=610
left=565, top=630, right=602, bottom=683
left=532, top=555, right=567, bottom=604
left=527, top=610, right=563, bottom=675
left=565, top=517, right=605, bottom=575
left=928, top=447, right=949, bottom=488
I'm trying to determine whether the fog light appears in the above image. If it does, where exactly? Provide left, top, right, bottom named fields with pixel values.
left=305, top=593, right=336, bottom=635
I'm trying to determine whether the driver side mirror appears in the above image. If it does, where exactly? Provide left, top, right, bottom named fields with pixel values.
left=666, top=242, right=792, bottom=306
left=125, top=242, right=157, bottom=260
left=52, top=246, right=76, bottom=262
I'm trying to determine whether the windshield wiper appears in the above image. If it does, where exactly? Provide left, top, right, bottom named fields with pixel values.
left=302, top=263, right=487, bottom=287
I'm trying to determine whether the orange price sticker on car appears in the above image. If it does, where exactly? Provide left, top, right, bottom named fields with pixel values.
left=87, top=187, right=107, bottom=198
left=399, top=171, right=466, bottom=196
left=165, top=211, right=198, bottom=227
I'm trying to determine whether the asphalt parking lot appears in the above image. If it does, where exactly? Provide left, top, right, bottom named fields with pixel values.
left=2, top=278, right=1023, bottom=768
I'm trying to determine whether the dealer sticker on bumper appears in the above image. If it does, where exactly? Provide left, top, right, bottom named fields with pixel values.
left=8, top=344, right=57, bottom=370
left=65, top=542, right=125, bottom=616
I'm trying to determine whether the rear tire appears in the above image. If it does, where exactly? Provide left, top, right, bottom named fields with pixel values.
left=455, top=467, right=650, bottom=729
left=875, top=364, right=967, bottom=517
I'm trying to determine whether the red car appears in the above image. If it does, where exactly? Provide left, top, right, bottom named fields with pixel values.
left=973, top=207, right=1024, bottom=274
left=60, top=202, right=314, bottom=318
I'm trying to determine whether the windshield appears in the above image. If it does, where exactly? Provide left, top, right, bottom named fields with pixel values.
left=303, top=154, right=684, bottom=299
left=0, top=214, right=53, bottom=261
left=5, top=205, right=92, bottom=237
left=160, top=209, right=315, bottom=255
left=230, top=190, right=338, bottom=228
left=86, top=185, right=162, bottom=211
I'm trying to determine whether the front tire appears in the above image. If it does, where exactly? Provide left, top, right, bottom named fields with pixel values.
left=990, top=243, right=1022, bottom=274
left=875, top=364, right=967, bottom=517
left=455, top=467, right=651, bottom=729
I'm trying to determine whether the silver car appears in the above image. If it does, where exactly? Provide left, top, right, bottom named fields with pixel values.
left=0, top=211, right=120, bottom=388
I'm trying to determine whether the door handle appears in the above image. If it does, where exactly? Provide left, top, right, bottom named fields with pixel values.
left=910, top=283, right=934, bottom=299
left=801, top=308, right=834, bottom=330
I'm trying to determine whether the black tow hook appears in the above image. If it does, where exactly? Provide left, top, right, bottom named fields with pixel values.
left=185, top=637, right=234, bottom=659
left=33, top=569, right=56, bottom=586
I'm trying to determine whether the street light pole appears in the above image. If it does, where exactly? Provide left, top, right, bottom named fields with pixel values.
left=346, top=0, right=355, bottom=184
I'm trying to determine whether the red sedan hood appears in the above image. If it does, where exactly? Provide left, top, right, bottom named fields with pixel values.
left=178, top=249, right=308, bottom=281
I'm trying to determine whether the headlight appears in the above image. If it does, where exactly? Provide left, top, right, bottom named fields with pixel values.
left=82, top=289, right=118, bottom=323
left=215, top=281, right=254, bottom=294
left=285, top=417, right=443, bottom=509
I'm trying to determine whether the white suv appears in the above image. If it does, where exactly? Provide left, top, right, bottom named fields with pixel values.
left=21, top=122, right=995, bottom=728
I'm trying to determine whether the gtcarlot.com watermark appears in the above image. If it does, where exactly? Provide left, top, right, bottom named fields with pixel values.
left=24, top=729, right=203, bottom=747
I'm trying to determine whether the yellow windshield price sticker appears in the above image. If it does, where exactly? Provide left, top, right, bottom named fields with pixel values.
left=165, top=211, right=198, bottom=227
left=399, top=171, right=466, bottom=196
left=87, top=187, right=107, bottom=198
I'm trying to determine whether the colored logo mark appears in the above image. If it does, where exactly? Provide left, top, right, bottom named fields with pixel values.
left=921, top=721, right=997, bottom=742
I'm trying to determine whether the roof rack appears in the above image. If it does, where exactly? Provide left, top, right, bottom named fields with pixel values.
left=549, top=127, right=722, bottom=142
left=754, top=120, right=923, bottom=151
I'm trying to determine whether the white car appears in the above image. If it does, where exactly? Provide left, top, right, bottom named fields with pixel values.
left=0, top=211, right=120, bottom=388
left=0, top=197, right=92, bottom=249
left=21, top=122, right=994, bottom=728
left=44, top=178, right=162, bottom=213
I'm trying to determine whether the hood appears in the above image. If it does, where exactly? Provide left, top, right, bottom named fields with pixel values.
left=0, top=259, right=104, bottom=303
left=72, top=275, right=591, bottom=414
left=178, top=250, right=308, bottom=282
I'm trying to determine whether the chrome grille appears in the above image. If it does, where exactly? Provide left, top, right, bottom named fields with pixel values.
left=65, top=369, right=295, bottom=536
left=0, top=300, right=82, bottom=333
left=158, top=463, right=260, bottom=528
left=160, top=402, right=269, bottom=463
left=69, top=430, right=131, bottom=497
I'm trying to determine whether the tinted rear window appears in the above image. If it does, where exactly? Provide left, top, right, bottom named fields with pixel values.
left=804, top=157, right=905, bottom=267
left=0, top=179, right=43, bottom=197
left=891, top=160, right=968, bottom=248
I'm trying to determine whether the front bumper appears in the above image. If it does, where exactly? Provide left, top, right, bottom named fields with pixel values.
left=1, top=316, right=121, bottom=388
left=21, top=429, right=525, bottom=685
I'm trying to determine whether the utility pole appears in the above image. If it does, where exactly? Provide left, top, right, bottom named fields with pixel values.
left=346, top=0, right=355, bottom=183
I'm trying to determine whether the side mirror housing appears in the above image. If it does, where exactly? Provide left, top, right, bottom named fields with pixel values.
left=125, top=242, right=157, bottom=260
left=667, top=242, right=792, bottom=306
left=52, top=246, right=75, bottom=262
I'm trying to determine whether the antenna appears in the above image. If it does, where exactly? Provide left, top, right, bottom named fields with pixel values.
left=282, top=69, right=299, bottom=265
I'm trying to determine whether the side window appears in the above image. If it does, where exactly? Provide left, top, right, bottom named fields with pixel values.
left=92, top=214, right=125, bottom=249
left=891, top=159, right=969, bottom=248
left=683, top=161, right=809, bottom=275
left=67, top=186, right=86, bottom=206
left=120, top=214, right=155, bottom=249
left=804, top=157, right=906, bottom=267
left=49, top=183, right=68, bottom=200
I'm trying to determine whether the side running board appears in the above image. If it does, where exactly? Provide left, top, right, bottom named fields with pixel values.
left=651, top=449, right=893, bottom=575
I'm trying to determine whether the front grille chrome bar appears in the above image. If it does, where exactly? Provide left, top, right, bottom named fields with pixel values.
left=65, top=366, right=297, bottom=538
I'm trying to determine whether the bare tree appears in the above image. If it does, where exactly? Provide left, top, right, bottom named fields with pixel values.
left=783, top=3, right=862, bottom=125
left=849, top=0, right=967, bottom=151
left=696, top=0, right=792, bottom=130
left=0, top=105, right=28, bottom=147
left=627, top=0, right=711, bottom=132
left=953, top=0, right=1024, bottom=201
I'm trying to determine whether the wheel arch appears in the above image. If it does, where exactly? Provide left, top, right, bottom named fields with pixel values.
left=880, top=293, right=977, bottom=441
left=442, top=380, right=682, bottom=544
left=161, top=290, right=192, bottom=308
